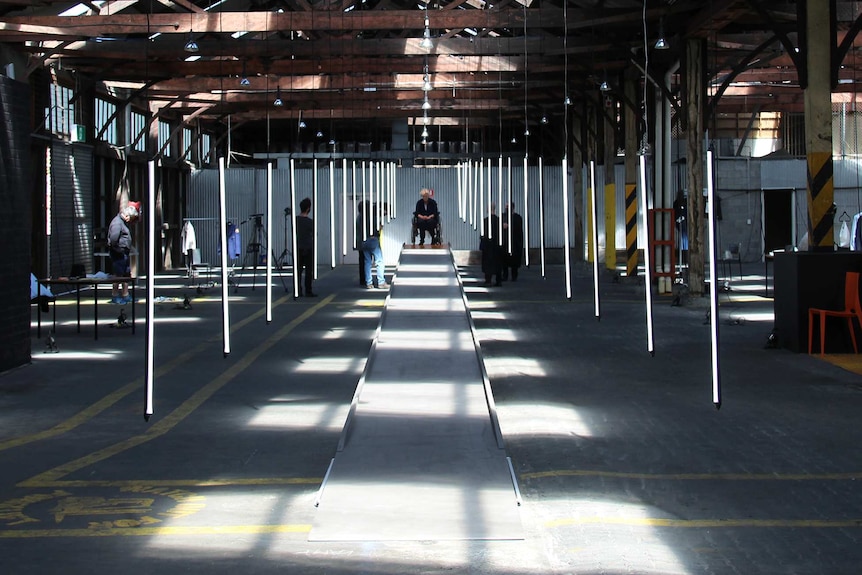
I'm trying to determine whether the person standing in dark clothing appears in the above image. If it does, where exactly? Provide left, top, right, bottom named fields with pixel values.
left=501, top=202, right=524, bottom=281
left=295, top=197, right=316, bottom=297
left=480, top=203, right=503, bottom=287
left=355, top=201, right=369, bottom=286
left=107, top=201, right=140, bottom=304
left=414, top=188, right=439, bottom=245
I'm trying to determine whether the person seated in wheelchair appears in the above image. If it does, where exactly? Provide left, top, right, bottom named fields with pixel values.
left=413, top=187, right=440, bottom=245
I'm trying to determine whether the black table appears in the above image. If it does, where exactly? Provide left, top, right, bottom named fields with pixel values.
left=40, top=277, right=136, bottom=340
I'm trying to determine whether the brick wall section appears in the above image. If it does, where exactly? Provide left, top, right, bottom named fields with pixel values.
left=0, top=76, right=33, bottom=371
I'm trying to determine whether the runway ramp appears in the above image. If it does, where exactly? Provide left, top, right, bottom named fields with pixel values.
left=309, top=247, right=523, bottom=541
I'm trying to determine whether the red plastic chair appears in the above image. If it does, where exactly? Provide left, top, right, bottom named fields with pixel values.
left=808, top=271, right=862, bottom=354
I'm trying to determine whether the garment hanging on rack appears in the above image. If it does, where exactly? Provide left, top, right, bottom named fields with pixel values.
left=181, top=220, right=197, bottom=252
left=838, top=212, right=851, bottom=248
left=227, top=222, right=242, bottom=259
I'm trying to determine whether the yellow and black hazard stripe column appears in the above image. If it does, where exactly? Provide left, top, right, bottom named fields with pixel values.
left=625, top=182, right=638, bottom=276
left=807, top=152, right=834, bottom=251
left=804, top=0, right=834, bottom=252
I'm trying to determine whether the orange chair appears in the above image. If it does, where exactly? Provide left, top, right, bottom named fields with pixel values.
left=808, top=271, right=862, bottom=354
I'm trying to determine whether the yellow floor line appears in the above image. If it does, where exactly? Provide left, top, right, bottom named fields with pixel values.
left=814, top=353, right=862, bottom=376
left=19, top=295, right=334, bottom=488
left=0, top=524, right=312, bottom=538
left=6, top=294, right=294, bottom=454
left=16, top=477, right=322, bottom=488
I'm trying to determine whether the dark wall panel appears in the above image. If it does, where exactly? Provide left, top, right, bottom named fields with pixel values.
left=0, top=76, right=33, bottom=370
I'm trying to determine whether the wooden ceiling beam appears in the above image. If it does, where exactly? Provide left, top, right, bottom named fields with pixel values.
left=19, top=36, right=605, bottom=59
left=0, top=7, right=654, bottom=38
left=63, top=54, right=538, bottom=77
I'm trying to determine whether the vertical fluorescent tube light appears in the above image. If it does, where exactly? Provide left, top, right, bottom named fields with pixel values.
left=379, top=162, right=383, bottom=224
left=313, top=158, right=319, bottom=279
left=487, top=158, right=492, bottom=232
left=218, top=157, right=231, bottom=356
left=290, top=159, right=299, bottom=299
left=351, top=161, right=357, bottom=250
left=589, top=160, right=601, bottom=319
left=497, top=156, right=503, bottom=239
left=390, top=162, right=396, bottom=220
left=342, top=158, right=348, bottom=256
left=706, top=149, right=721, bottom=409
left=361, top=160, right=367, bottom=236
left=376, top=161, right=382, bottom=227
left=266, top=162, right=273, bottom=323
left=144, top=160, right=156, bottom=420
left=386, top=163, right=392, bottom=220
left=507, top=156, right=512, bottom=253
left=457, top=162, right=463, bottom=221
left=639, top=155, right=655, bottom=356
left=467, top=161, right=473, bottom=226
left=524, top=156, right=529, bottom=267
left=389, top=162, right=395, bottom=217
left=539, top=157, right=546, bottom=277
left=330, top=162, right=336, bottom=268
left=562, top=157, right=572, bottom=299
left=479, top=159, right=485, bottom=236
left=471, top=161, right=477, bottom=227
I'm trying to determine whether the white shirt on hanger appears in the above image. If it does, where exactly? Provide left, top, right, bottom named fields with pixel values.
left=181, top=221, right=197, bottom=252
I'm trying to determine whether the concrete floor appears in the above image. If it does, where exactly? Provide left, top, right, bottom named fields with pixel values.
left=3, top=255, right=862, bottom=574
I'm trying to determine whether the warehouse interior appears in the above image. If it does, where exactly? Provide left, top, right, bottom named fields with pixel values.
left=4, top=2, right=862, bottom=573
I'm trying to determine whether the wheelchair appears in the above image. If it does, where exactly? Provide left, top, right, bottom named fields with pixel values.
left=411, top=212, right=442, bottom=245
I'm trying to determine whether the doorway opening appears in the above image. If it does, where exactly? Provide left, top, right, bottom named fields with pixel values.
left=762, top=188, right=794, bottom=257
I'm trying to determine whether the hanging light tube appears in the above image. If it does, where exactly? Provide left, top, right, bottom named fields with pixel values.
left=639, top=155, right=655, bottom=356
left=330, top=161, right=336, bottom=268
left=562, top=157, right=572, bottom=299
left=342, top=158, right=348, bottom=256
left=218, top=157, right=231, bottom=356
left=289, top=159, right=299, bottom=298
left=523, top=156, right=530, bottom=267
left=266, top=161, right=273, bottom=323
left=313, top=158, right=319, bottom=279
left=144, top=160, right=156, bottom=420
left=707, top=149, right=721, bottom=409
left=589, top=160, right=601, bottom=319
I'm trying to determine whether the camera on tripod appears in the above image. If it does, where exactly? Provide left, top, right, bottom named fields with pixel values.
left=250, top=213, right=264, bottom=227
left=283, top=207, right=291, bottom=216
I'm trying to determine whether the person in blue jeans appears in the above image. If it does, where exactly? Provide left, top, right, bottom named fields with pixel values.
left=107, top=201, right=140, bottom=304
left=361, top=205, right=387, bottom=289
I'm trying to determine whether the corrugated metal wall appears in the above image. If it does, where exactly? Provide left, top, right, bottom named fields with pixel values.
left=49, top=141, right=94, bottom=277
left=189, top=157, right=862, bottom=269
left=188, top=161, right=582, bottom=266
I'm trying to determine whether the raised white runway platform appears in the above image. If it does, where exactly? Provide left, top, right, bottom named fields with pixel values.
left=309, top=247, right=523, bottom=541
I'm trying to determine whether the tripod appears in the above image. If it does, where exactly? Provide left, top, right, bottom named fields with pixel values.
left=234, top=214, right=288, bottom=293
left=275, top=207, right=293, bottom=270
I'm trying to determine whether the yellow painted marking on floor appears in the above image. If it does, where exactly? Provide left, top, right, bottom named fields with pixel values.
left=0, top=524, right=312, bottom=538
left=522, top=469, right=862, bottom=481
left=6, top=294, right=293, bottom=453
left=546, top=517, right=862, bottom=529
left=813, top=353, right=862, bottom=376
left=26, top=477, right=322, bottom=488
left=19, top=295, right=334, bottom=488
